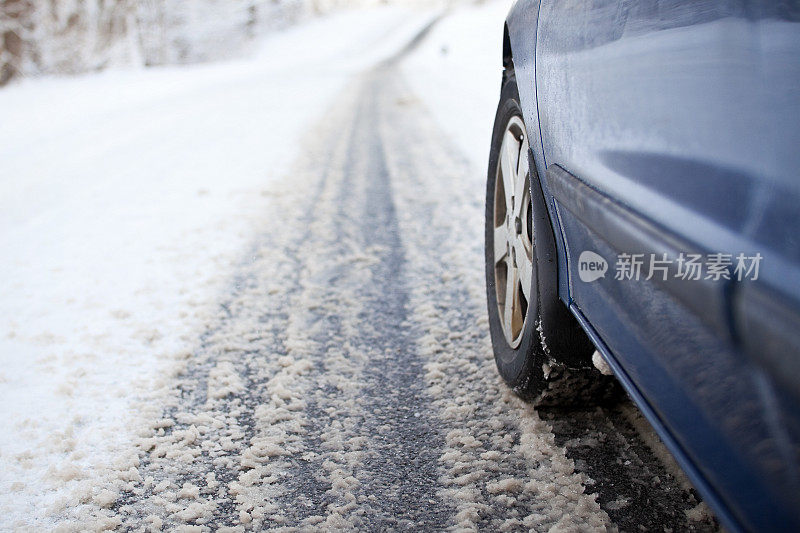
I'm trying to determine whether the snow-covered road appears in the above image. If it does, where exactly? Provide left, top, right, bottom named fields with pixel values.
left=1, top=2, right=717, bottom=530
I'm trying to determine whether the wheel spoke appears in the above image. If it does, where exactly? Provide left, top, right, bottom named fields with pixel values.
left=503, top=258, right=518, bottom=338
left=515, top=238, right=533, bottom=302
left=504, top=255, right=526, bottom=341
left=500, top=130, right=518, bottom=211
left=494, top=225, right=508, bottom=264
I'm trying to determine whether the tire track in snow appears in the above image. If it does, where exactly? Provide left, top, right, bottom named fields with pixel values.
left=335, top=72, right=452, bottom=530
left=258, top=86, right=372, bottom=528
left=75, top=83, right=365, bottom=530
left=255, top=76, right=451, bottom=529
left=63, top=32, right=367, bottom=533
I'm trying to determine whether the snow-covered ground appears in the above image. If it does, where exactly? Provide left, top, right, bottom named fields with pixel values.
left=0, top=7, right=438, bottom=528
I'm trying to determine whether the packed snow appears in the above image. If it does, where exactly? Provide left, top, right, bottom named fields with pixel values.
left=0, top=7, right=438, bottom=528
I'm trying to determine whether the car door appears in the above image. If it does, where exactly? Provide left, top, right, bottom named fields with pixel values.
left=533, top=0, right=800, bottom=530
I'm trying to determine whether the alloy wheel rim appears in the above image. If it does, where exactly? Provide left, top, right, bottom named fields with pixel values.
left=493, top=115, right=534, bottom=349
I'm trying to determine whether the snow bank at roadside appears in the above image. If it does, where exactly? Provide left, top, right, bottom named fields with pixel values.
left=0, top=7, right=437, bottom=529
left=401, top=0, right=514, bottom=172
left=1, top=0, right=437, bottom=86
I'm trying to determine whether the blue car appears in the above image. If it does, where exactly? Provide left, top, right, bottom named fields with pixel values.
left=484, top=1, right=800, bottom=531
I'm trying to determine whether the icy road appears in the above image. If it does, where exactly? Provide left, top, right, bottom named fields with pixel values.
left=1, top=2, right=718, bottom=531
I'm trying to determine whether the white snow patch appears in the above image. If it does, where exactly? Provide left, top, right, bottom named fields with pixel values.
left=208, top=362, right=245, bottom=400
left=685, top=501, right=714, bottom=523
left=402, top=0, right=514, bottom=172
left=592, top=350, right=614, bottom=376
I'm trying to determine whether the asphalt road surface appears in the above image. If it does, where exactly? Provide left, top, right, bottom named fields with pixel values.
left=103, top=24, right=719, bottom=532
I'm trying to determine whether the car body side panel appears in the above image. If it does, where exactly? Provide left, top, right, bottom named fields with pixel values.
left=505, top=0, right=800, bottom=530
left=544, top=163, right=798, bottom=531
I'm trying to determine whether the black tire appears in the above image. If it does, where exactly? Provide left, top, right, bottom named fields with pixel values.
left=485, top=73, right=618, bottom=406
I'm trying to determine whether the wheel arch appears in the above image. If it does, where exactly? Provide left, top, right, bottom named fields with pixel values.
left=503, top=23, right=514, bottom=74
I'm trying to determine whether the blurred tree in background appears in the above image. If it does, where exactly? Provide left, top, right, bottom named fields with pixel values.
left=0, top=0, right=389, bottom=85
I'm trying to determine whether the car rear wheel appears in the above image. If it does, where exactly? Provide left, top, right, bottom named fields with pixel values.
left=485, top=73, right=619, bottom=405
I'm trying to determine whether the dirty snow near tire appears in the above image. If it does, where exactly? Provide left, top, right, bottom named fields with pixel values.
left=2, top=2, right=719, bottom=531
